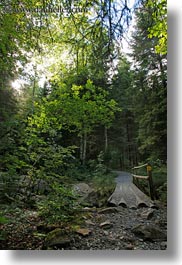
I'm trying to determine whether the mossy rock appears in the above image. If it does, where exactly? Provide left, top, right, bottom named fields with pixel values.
left=43, top=228, right=71, bottom=249
left=131, top=224, right=167, bottom=242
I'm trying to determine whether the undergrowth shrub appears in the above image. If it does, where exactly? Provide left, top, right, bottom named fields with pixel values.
left=37, top=183, right=78, bottom=225
left=0, top=212, right=9, bottom=243
left=89, top=152, right=116, bottom=205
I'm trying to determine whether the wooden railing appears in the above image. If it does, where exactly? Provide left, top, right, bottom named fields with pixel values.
left=132, top=163, right=155, bottom=200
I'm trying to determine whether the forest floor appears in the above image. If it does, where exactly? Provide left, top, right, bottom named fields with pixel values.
left=67, top=204, right=167, bottom=250
left=0, top=202, right=167, bottom=250
left=0, top=172, right=167, bottom=250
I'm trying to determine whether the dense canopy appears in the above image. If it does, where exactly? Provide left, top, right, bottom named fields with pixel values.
left=0, top=0, right=167, bottom=250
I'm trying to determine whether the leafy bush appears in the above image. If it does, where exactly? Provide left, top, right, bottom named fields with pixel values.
left=0, top=212, right=9, bottom=242
left=87, top=152, right=116, bottom=205
left=0, top=214, right=8, bottom=225
left=65, top=159, right=92, bottom=182
left=0, top=172, right=20, bottom=202
left=37, top=183, right=78, bottom=225
left=94, top=151, right=109, bottom=175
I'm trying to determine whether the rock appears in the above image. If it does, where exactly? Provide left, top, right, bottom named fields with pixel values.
left=98, top=207, right=119, bottom=214
left=103, top=230, right=109, bottom=236
left=73, top=183, right=99, bottom=206
left=122, top=236, right=136, bottom=243
left=19, top=176, right=51, bottom=195
left=140, top=209, right=155, bottom=220
left=43, top=228, right=71, bottom=249
left=86, top=190, right=99, bottom=207
left=160, top=241, right=167, bottom=250
left=131, top=224, right=167, bottom=242
left=85, top=220, right=95, bottom=226
left=76, top=228, right=92, bottom=236
left=37, top=224, right=61, bottom=233
left=157, top=220, right=167, bottom=228
left=34, top=179, right=51, bottom=194
left=73, top=183, right=93, bottom=196
left=99, top=220, right=113, bottom=229
left=125, top=243, right=134, bottom=250
left=81, top=207, right=97, bottom=212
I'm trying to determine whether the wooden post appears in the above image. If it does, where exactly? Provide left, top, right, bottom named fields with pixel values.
left=132, top=169, right=135, bottom=185
left=147, top=164, right=155, bottom=200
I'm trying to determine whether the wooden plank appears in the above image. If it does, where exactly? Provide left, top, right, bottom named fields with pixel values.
left=132, top=163, right=148, bottom=170
left=132, top=174, right=149, bottom=180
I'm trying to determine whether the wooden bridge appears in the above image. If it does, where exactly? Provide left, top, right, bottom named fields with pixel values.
left=108, top=164, right=156, bottom=209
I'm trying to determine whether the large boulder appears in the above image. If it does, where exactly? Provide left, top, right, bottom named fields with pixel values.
left=131, top=224, right=167, bottom=242
left=73, top=183, right=99, bottom=206
left=73, top=182, right=114, bottom=207
left=18, top=176, right=51, bottom=195
left=43, top=228, right=71, bottom=249
left=73, top=183, right=93, bottom=198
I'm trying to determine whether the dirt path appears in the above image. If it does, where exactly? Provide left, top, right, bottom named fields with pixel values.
left=114, top=171, right=133, bottom=184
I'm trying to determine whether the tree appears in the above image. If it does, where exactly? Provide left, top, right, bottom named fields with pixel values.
left=147, top=0, right=167, bottom=55
left=107, top=56, right=137, bottom=169
left=130, top=4, right=167, bottom=162
left=35, top=79, right=118, bottom=165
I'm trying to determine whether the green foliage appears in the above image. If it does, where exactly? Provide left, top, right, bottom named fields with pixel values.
left=47, top=79, right=118, bottom=133
left=104, top=149, right=121, bottom=169
left=91, top=151, right=116, bottom=197
left=92, top=173, right=115, bottom=193
left=147, top=0, right=167, bottom=55
left=108, top=57, right=137, bottom=169
left=0, top=116, right=28, bottom=203
left=65, top=161, right=92, bottom=182
left=0, top=212, right=9, bottom=241
left=130, top=6, right=167, bottom=162
left=0, top=213, right=9, bottom=225
left=0, top=0, right=167, bottom=244
left=37, top=183, right=78, bottom=225
left=94, top=151, right=108, bottom=174
left=0, top=171, right=19, bottom=201
left=91, top=172, right=116, bottom=206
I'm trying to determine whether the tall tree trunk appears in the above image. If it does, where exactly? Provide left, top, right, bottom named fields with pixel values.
left=76, top=48, right=79, bottom=74
left=32, top=77, right=36, bottom=114
left=126, top=122, right=132, bottom=166
left=80, top=134, right=83, bottom=161
left=104, top=126, right=108, bottom=152
left=82, top=131, right=87, bottom=165
left=158, top=56, right=167, bottom=88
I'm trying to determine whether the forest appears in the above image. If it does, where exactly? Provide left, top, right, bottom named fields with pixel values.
left=0, top=0, right=167, bottom=250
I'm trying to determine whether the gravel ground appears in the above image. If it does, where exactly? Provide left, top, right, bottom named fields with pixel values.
left=65, top=205, right=167, bottom=250
left=1, top=204, right=167, bottom=250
